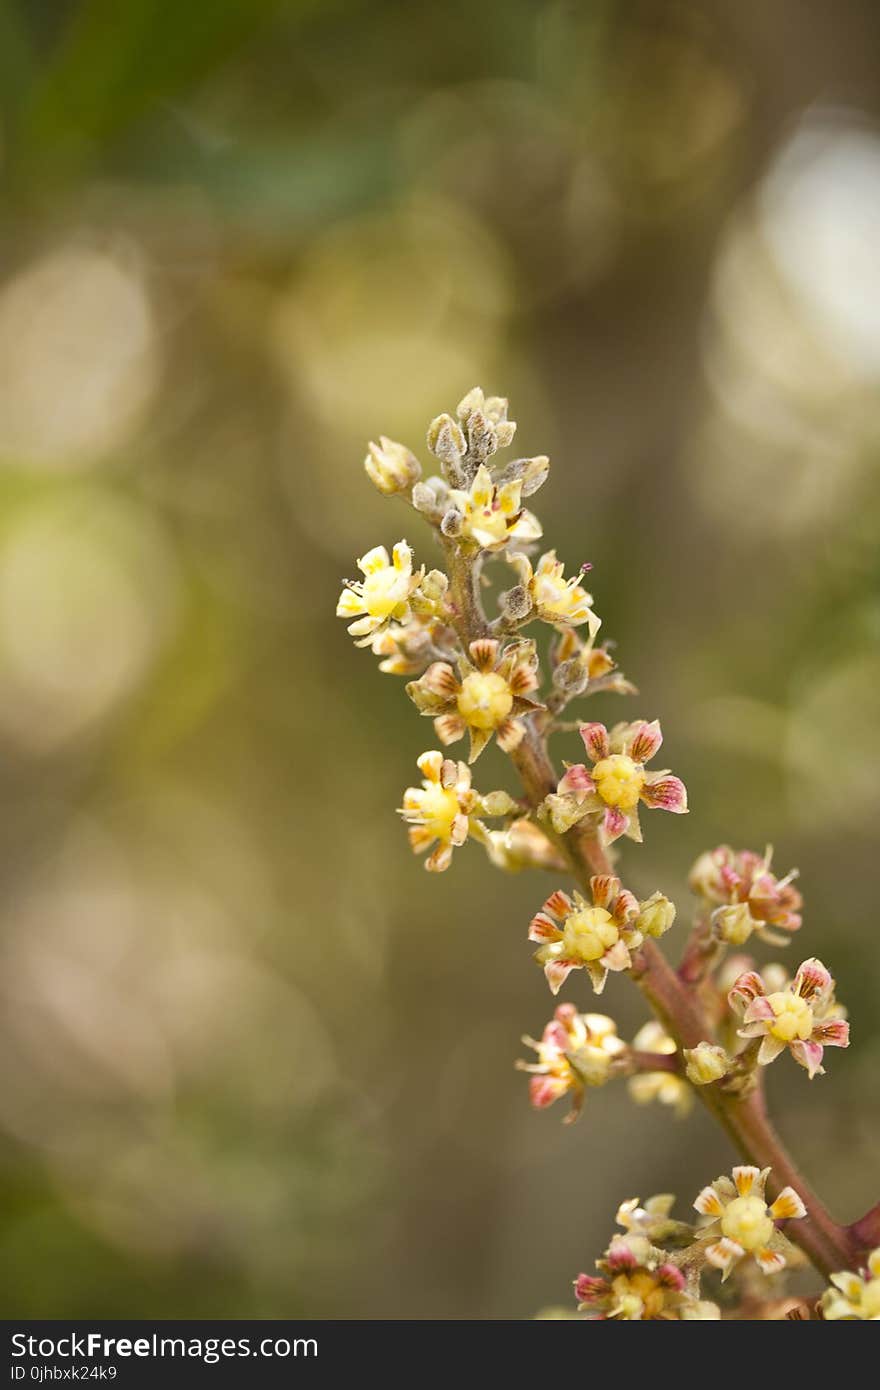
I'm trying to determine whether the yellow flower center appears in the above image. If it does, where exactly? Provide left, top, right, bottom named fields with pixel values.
left=456, top=671, right=513, bottom=730
left=721, top=1196, right=774, bottom=1252
left=562, top=906, right=620, bottom=962
left=362, top=566, right=409, bottom=618
left=417, top=783, right=461, bottom=843
left=592, top=754, right=645, bottom=810
left=466, top=501, right=508, bottom=543
left=766, top=990, right=814, bottom=1042
left=611, top=1272, right=666, bottom=1319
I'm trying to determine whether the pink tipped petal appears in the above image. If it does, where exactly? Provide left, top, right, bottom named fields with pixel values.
left=600, top=939, right=632, bottom=973
left=769, top=1188, right=807, bottom=1222
left=589, top=875, right=620, bottom=909
left=544, top=959, right=578, bottom=995
left=794, top=957, right=832, bottom=1002
left=579, top=722, right=610, bottom=762
left=612, top=889, right=640, bottom=923
left=628, top=719, right=663, bottom=764
left=603, top=806, right=629, bottom=842
left=543, top=889, right=573, bottom=920
left=733, top=1166, right=761, bottom=1197
left=574, top=1274, right=608, bottom=1304
left=641, top=774, right=688, bottom=813
left=557, top=764, right=595, bottom=800
left=605, top=1238, right=638, bottom=1272
left=529, top=1074, right=568, bottom=1109
left=813, top=1018, right=850, bottom=1048
left=694, top=1186, right=724, bottom=1217
left=754, top=1248, right=787, bottom=1276
left=728, top=971, right=766, bottom=1011
left=657, top=1264, right=686, bottom=1292
left=528, top=912, right=563, bottom=944
left=790, top=1040, right=825, bottom=1078
left=743, top=995, right=776, bottom=1024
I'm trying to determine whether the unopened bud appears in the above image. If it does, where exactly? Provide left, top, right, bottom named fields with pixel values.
left=466, top=409, right=497, bottom=463
left=456, top=386, right=485, bottom=421
left=364, top=435, right=421, bottom=496
left=637, top=892, right=676, bottom=939
left=480, top=789, right=519, bottom=817
left=427, top=413, right=466, bottom=464
left=712, top=902, right=755, bottom=946
left=552, top=657, right=589, bottom=696
left=497, top=455, right=550, bottom=497
left=684, top=1042, right=730, bottom=1086
left=440, top=507, right=464, bottom=538
left=498, top=584, right=533, bottom=624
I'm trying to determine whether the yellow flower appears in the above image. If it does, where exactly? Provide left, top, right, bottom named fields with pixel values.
left=693, top=1165, right=806, bottom=1279
left=507, top=549, right=600, bottom=637
left=529, top=876, right=643, bottom=996
left=446, top=464, right=542, bottom=552
left=821, top=1249, right=880, bottom=1320
left=336, top=541, right=421, bottom=646
left=364, top=436, right=421, bottom=495
left=517, top=1002, right=626, bottom=1124
left=406, top=637, right=542, bottom=762
left=399, top=750, right=515, bottom=873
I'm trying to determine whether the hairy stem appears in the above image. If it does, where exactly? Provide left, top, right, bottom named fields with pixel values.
left=442, top=541, right=860, bottom=1278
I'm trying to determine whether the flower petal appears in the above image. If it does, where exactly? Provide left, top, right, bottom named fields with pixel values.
left=757, top=1034, right=787, bottom=1066
left=434, top=712, right=467, bottom=746
left=528, top=912, right=564, bottom=944
left=579, top=722, right=609, bottom=762
left=728, top=971, right=766, bottom=1012
left=705, top=1238, right=743, bottom=1279
left=733, top=1165, right=761, bottom=1197
left=589, top=875, right=620, bottom=909
left=694, top=1185, right=724, bottom=1217
left=557, top=763, right=595, bottom=800
left=603, top=806, right=629, bottom=842
left=754, top=1247, right=787, bottom=1276
left=789, top=1039, right=825, bottom=1078
left=794, top=957, right=832, bottom=1003
left=641, top=774, right=688, bottom=814
left=812, top=1018, right=850, bottom=1049
left=768, top=1187, right=806, bottom=1221
left=544, top=958, right=579, bottom=995
left=628, top=719, right=663, bottom=764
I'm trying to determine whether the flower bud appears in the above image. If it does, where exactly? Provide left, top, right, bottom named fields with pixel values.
left=684, top=1042, right=730, bottom=1086
left=637, top=892, right=676, bottom=939
left=412, top=477, right=448, bottom=519
left=364, top=435, right=421, bottom=496
left=427, top=413, right=466, bottom=464
left=712, top=902, right=755, bottom=945
left=480, top=789, right=519, bottom=818
left=552, top=657, right=589, bottom=696
left=498, top=584, right=533, bottom=624
left=466, top=409, right=498, bottom=463
left=440, top=507, right=463, bottom=538
left=497, top=455, right=550, bottom=497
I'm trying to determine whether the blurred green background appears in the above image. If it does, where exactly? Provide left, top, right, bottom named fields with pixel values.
left=0, top=0, right=879, bottom=1318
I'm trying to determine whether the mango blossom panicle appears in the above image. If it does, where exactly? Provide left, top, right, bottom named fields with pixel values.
left=729, top=957, right=849, bottom=1079
left=336, top=541, right=422, bottom=646
left=517, top=1002, right=626, bottom=1124
left=406, top=637, right=542, bottom=763
left=821, top=1249, right=880, bottom=1320
left=542, top=720, right=687, bottom=843
left=529, top=876, right=643, bottom=996
left=446, top=464, right=542, bottom=552
left=690, top=845, right=803, bottom=946
left=398, top=751, right=516, bottom=873
left=575, top=1236, right=719, bottom=1320
left=693, top=1165, right=806, bottom=1280
left=507, top=549, right=601, bottom=637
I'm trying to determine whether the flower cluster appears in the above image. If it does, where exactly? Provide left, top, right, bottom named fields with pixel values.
left=517, top=1002, right=626, bottom=1123
left=575, top=1236, right=719, bottom=1320
left=693, top=1165, right=806, bottom=1279
left=690, top=845, right=803, bottom=947
left=728, top=958, right=849, bottom=1078
left=339, top=387, right=866, bottom=1322
left=542, top=719, right=687, bottom=843
left=406, top=637, right=542, bottom=762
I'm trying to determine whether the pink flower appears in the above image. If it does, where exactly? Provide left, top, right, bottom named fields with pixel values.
left=729, top=958, right=850, bottom=1078
left=516, top=1002, right=626, bottom=1124
left=542, top=719, right=687, bottom=844
left=690, top=845, right=802, bottom=946
left=575, top=1236, right=717, bottom=1319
